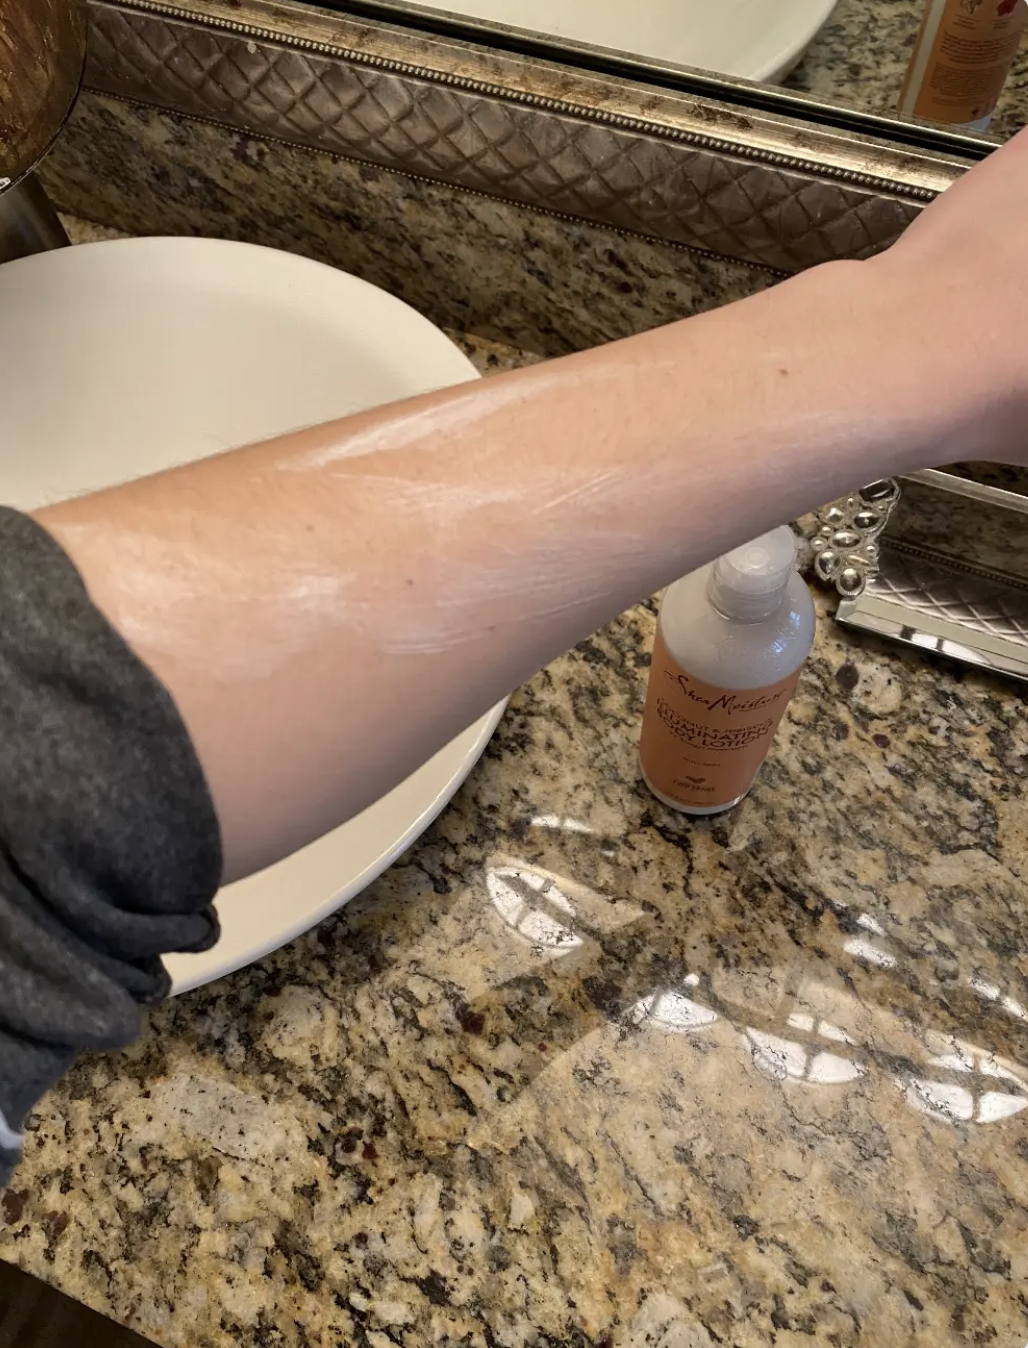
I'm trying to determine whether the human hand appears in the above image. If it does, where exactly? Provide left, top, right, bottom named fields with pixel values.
left=865, top=126, right=1028, bottom=465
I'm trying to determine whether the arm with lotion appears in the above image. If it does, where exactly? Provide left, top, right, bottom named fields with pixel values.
left=37, top=124, right=1028, bottom=883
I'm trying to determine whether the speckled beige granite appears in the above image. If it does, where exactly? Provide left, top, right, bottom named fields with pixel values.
left=786, top=0, right=1028, bottom=141
left=1, top=217, right=1027, bottom=1348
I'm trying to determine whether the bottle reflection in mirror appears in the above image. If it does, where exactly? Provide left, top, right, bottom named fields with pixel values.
left=900, top=0, right=1028, bottom=130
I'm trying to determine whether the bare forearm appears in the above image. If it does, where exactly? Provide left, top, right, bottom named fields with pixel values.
left=34, top=259, right=974, bottom=880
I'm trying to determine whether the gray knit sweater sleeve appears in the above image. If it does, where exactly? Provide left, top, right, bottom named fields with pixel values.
left=0, top=507, right=222, bottom=1188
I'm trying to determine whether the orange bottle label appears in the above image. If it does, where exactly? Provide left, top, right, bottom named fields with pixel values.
left=900, top=0, right=1027, bottom=125
left=639, top=631, right=802, bottom=810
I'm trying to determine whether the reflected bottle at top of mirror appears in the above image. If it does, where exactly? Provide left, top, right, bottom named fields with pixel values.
left=899, top=0, right=1028, bottom=130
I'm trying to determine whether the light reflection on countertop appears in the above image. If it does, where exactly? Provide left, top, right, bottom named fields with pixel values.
left=495, top=856, right=1028, bottom=1129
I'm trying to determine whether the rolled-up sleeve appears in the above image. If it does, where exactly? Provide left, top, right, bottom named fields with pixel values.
left=0, top=507, right=222, bottom=1187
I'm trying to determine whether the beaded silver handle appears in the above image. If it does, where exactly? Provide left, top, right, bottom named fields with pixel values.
left=809, top=479, right=902, bottom=599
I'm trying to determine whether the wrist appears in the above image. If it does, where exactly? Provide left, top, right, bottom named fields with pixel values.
left=702, top=259, right=938, bottom=489
left=855, top=251, right=1028, bottom=471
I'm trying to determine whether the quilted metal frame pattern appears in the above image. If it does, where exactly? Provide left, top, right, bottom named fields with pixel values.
left=869, top=549, right=1028, bottom=643
left=837, top=541, right=1028, bottom=684
left=83, top=0, right=969, bottom=276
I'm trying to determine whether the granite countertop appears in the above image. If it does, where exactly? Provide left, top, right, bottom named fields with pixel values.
left=2, top=221, right=1028, bottom=1348
left=786, top=0, right=1028, bottom=142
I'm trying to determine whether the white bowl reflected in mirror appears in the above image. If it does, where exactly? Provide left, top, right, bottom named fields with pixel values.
left=409, top=0, right=839, bottom=82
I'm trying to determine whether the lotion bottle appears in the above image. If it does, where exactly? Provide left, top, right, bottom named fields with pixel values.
left=638, top=527, right=815, bottom=816
left=899, top=0, right=1027, bottom=131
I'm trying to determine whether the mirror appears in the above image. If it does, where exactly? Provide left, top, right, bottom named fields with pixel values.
left=790, top=0, right=1027, bottom=141
left=319, top=0, right=1028, bottom=148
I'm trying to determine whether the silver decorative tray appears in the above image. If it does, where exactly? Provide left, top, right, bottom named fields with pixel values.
left=816, top=469, right=1028, bottom=684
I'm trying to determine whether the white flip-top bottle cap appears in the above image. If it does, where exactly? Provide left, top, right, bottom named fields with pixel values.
left=709, top=526, right=797, bottom=621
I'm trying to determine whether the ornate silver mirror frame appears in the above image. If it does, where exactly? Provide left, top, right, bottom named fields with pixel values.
left=62, top=0, right=1028, bottom=682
